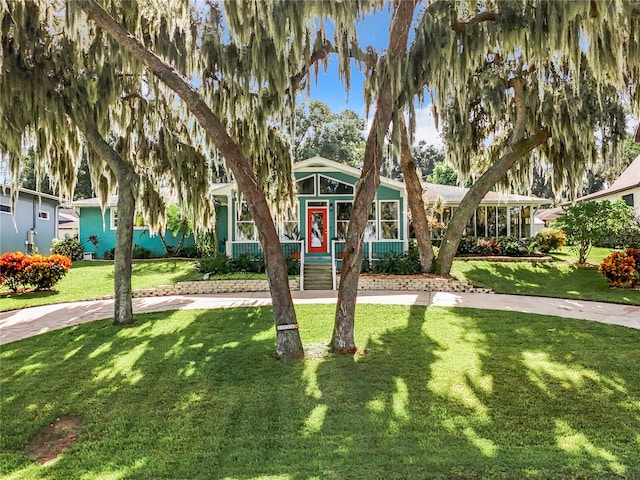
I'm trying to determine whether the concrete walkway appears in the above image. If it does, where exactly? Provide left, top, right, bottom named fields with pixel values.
left=1, top=291, right=639, bottom=345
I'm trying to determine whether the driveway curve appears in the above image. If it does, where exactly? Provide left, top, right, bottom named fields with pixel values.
left=1, top=290, right=639, bottom=345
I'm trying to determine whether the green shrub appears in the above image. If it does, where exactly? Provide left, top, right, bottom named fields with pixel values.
left=285, top=255, right=300, bottom=275
left=373, top=251, right=420, bottom=275
left=180, top=244, right=200, bottom=258
left=103, top=248, right=115, bottom=260
left=595, top=224, right=640, bottom=249
left=230, top=253, right=265, bottom=273
left=195, top=253, right=230, bottom=274
left=503, top=239, right=530, bottom=256
left=51, top=236, right=84, bottom=261
left=531, top=228, right=566, bottom=253
left=457, top=236, right=478, bottom=254
left=132, top=244, right=152, bottom=259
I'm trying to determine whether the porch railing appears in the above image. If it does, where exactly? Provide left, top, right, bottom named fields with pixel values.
left=225, top=240, right=305, bottom=290
left=331, top=240, right=406, bottom=290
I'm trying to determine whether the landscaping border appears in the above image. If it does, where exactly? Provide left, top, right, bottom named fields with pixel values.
left=123, top=275, right=491, bottom=298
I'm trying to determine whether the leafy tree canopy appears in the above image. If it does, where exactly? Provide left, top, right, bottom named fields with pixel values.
left=555, top=200, right=636, bottom=264
left=294, top=100, right=366, bottom=166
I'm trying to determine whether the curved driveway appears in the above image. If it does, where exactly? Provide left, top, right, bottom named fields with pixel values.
left=1, top=290, right=639, bottom=345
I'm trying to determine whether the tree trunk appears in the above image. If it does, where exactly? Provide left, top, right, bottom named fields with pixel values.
left=434, top=129, right=552, bottom=274
left=331, top=0, right=417, bottom=353
left=81, top=115, right=138, bottom=325
left=398, top=115, right=434, bottom=273
left=112, top=179, right=136, bottom=325
left=80, top=1, right=304, bottom=358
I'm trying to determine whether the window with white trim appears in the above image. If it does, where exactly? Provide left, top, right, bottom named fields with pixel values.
left=335, top=201, right=352, bottom=240
left=280, top=221, right=300, bottom=241
left=236, top=202, right=257, bottom=241
left=364, top=203, right=376, bottom=241
left=110, top=210, right=147, bottom=230
left=0, top=204, right=10, bottom=214
left=38, top=210, right=50, bottom=220
left=379, top=201, right=399, bottom=239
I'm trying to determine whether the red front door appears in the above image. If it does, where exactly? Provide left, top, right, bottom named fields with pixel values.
left=307, top=208, right=328, bottom=253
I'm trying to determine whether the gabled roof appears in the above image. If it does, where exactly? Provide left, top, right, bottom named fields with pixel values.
left=72, top=184, right=231, bottom=208
left=536, top=206, right=564, bottom=222
left=422, top=182, right=550, bottom=206
left=295, top=156, right=407, bottom=191
left=0, top=185, right=64, bottom=203
left=576, top=154, right=640, bottom=202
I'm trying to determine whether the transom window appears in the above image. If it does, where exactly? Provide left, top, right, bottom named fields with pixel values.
left=319, top=175, right=353, bottom=195
left=296, top=176, right=315, bottom=195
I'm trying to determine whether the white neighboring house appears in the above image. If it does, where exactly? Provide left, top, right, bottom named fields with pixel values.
left=0, top=186, right=61, bottom=254
left=575, top=155, right=640, bottom=215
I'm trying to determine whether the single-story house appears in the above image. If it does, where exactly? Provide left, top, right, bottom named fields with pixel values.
left=422, top=182, right=550, bottom=240
left=575, top=154, right=640, bottom=214
left=73, top=196, right=198, bottom=258
left=210, top=156, right=410, bottom=264
left=0, top=186, right=61, bottom=254
left=73, top=156, right=551, bottom=262
left=214, top=157, right=550, bottom=263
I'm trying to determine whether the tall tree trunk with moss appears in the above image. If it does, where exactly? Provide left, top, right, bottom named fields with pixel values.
left=331, top=0, right=417, bottom=353
left=81, top=115, right=139, bottom=325
left=398, top=115, right=434, bottom=273
left=80, top=0, right=303, bottom=358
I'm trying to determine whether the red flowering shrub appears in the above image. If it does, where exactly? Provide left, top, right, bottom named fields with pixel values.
left=0, top=251, right=29, bottom=292
left=599, top=249, right=640, bottom=288
left=0, top=252, right=72, bottom=292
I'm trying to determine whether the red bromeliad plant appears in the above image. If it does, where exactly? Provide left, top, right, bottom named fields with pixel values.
left=0, top=252, right=72, bottom=292
left=599, top=249, right=640, bottom=288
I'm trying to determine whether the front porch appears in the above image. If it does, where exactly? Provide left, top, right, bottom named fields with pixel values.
left=225, top=239, right=407, bottom=291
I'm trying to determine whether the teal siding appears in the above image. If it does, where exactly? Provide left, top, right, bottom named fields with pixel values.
left=215, top=204, right=228, bottom=252
left=78, top=207, right=195, bottom=258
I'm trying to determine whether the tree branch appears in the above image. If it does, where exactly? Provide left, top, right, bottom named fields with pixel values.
left=508, top=76, right=527, bottom=144
left=452, top=11, right=497, bottom=33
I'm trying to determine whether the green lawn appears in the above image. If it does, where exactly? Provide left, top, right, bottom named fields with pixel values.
left=2, top=304, right=639, bottom=479
left=0, top=260, right=202, bottom=312
left=2, top=246, right=638, bottom=312
left=451, top=247, right=640, bottom=306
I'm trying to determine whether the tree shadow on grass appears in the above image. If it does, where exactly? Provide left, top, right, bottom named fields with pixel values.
left=2, top=305, right=640, bottom=479
left=458, top=261, right=626, bottom=301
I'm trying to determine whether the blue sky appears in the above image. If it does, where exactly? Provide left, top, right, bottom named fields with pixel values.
left=299, top=7, right=445, bottom=148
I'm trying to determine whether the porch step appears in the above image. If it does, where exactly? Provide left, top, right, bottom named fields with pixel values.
left=303, top=263, right=333, bottom=290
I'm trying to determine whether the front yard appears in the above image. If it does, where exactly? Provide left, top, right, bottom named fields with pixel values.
left=1, top=247, right=638, bottom=312
left=2, top=304, right=639, bottom=479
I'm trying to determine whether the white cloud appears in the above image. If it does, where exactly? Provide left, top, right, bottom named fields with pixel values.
left=363, top=106, right=443, bottom=149
left=413, top=107, right=443, bottom=148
